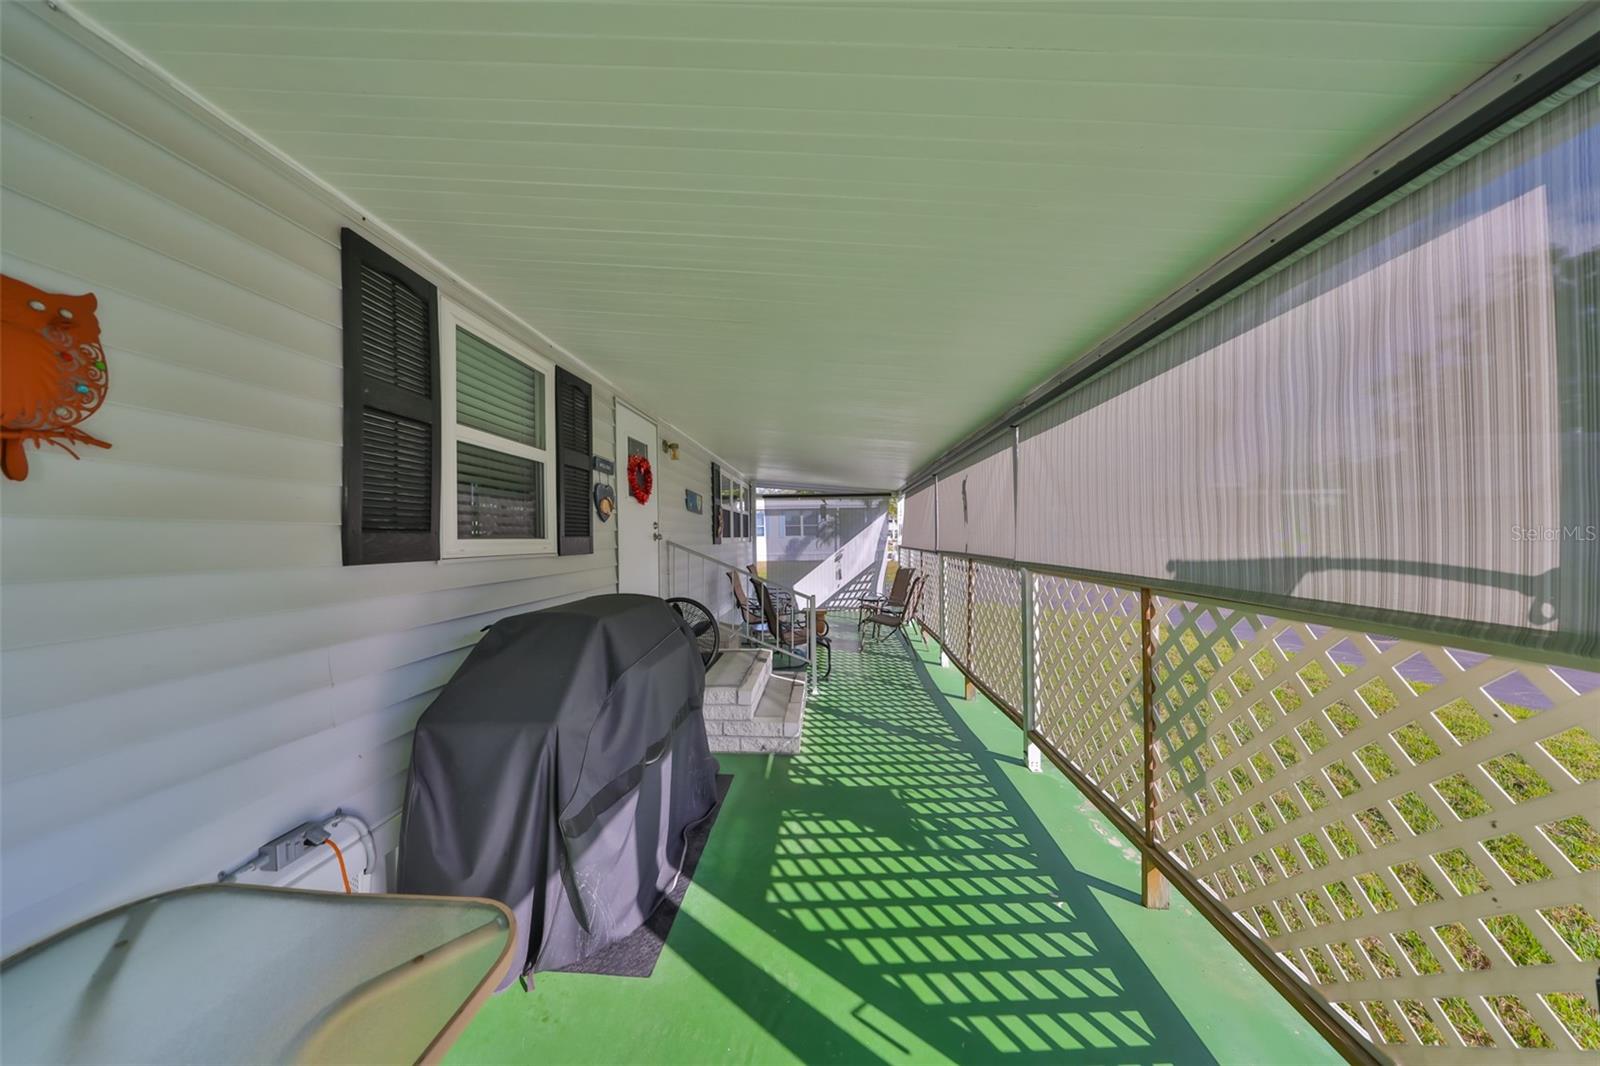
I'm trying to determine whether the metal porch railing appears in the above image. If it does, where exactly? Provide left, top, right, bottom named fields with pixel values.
left=663, top=540, right=819, bottom=693
left=898, top=546, right=1599, bottom=1065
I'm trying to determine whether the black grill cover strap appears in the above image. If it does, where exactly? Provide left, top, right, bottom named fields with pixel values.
left=560, top=696, right=698, bottom=839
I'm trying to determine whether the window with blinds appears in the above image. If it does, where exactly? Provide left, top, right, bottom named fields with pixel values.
left=457, top=442, right=542, bottom=540
left=440, top=303, right=558, bottom=556
left=340, top=231, right=590, bottom=564
left=711, top=468, right=749, bottom=543
left=456, top=328, right=544, bottom=448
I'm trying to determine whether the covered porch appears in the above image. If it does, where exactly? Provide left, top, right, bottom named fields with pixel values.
left=451, top=621, right=1335, bottom=1065
left=1, top=2, right=1597, bottom=1063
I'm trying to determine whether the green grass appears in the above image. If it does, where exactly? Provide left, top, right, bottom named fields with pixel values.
left=1549, top=993, right=1600, bottom=1049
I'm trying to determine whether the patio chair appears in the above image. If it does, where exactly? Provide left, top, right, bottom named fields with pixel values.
left=747, top=562, right=794, bottom=612
left=754, top=578, right=831, bottom=681
left=859, top=566, right=916, bottom=623
left=727, top=570, right=765, bottom=631
left=863, top=572, right=926, bottom=649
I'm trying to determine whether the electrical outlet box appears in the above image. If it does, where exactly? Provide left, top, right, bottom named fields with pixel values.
left=256, top=820, right=323, bottom=872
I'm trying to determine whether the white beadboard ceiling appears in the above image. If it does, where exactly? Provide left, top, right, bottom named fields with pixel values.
left=81, top=1, right=1575, bottom=489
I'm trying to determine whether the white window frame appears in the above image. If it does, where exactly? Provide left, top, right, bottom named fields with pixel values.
left=439, top=300, right=558, bottom=558
left=784, top=511, right=821, bottom=538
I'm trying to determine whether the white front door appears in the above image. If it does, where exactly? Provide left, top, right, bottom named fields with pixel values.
left=614, top=400, right=661, bottom=595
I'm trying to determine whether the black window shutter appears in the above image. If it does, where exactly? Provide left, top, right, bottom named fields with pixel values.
left=710, top=462, right=722, bottom=544
left=340, top=228, right=441, bottom=565
left=555, top=366, right=594, bottom=556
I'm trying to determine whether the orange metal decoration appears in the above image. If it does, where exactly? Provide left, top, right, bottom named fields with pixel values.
left=1, top=275, right=111, bottom=481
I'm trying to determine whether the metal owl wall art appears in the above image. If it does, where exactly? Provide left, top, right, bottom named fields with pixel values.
left=1, top=274, right=111, bottom=481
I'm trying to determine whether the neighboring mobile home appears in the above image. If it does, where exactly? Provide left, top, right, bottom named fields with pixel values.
left=757, top=494, right=890, bottom=602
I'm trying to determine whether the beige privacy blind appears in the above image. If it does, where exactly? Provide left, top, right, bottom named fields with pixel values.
left=936, top=435, right=1015, bottom=558
left=1015, top=85, right=1597, bottom=659
left=900, top=481, right=937, bottom=550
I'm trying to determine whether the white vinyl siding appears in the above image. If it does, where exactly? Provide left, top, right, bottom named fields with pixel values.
left=0, top=11, right=618, bottom=953
left=655, top=422, right=753, bottom=619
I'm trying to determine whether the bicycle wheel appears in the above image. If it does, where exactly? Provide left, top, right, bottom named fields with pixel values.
left=665, top=596, right=721, bottom=668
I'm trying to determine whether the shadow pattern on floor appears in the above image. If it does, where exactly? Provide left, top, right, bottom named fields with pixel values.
left=670, top=624, right=1220, bottom=1063
left=557, top=774, right=734, bottom=979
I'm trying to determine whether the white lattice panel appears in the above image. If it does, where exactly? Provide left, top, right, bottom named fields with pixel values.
left=969, top=562, right=1024, bottom=713
left=898, top=548, right=920, bottom=591
left=1033, top=574, right=1146, bottom=824
left=1149, top=596, right=1600, bottom=1058
left=905, top=549, right=940, bottom=638
left=942, top=556, right=969, bottom=665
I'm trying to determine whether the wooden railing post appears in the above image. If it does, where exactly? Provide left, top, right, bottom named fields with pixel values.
left=1021, top=567, right=1040, bottom=772
left=937, top=555, right=950, bottom=668
left=1140, top=586, right=1169, bottom=909
left=963, top=558, right=976, bottom=701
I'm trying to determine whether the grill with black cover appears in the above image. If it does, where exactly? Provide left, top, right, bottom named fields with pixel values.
left=397, top=594, right=720, bottom=987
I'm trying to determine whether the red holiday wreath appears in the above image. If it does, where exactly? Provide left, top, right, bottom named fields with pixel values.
left=627, top=453, right=654, bottom=504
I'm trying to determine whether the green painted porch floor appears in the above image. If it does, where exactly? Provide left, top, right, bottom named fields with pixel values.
left=448, top=627, right=1339, bottom=1065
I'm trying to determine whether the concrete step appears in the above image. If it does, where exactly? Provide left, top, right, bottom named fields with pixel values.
left=705, top=672, right=806, bottom=755
left=702, top=648, right=772, bottom=718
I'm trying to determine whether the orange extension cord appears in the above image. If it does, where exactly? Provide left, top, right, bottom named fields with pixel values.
left=321, top=837, right=352, bottom=893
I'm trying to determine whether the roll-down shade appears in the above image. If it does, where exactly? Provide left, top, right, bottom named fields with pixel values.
left=901, top=482, right=936, bottom=551
left=936, top=436, right=1015, bottom=559
left=1014, top=83, right=1598, bottom=658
